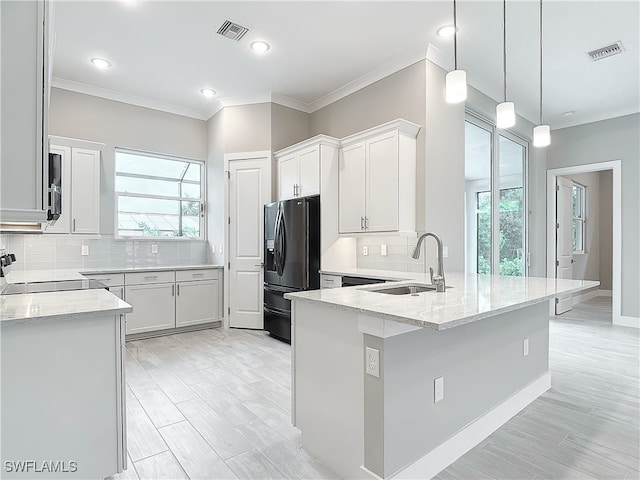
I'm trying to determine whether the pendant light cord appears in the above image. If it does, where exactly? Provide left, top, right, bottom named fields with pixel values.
left=453, top=0, right=458, bottom=70
left=539, top=0, right=543, bottom=124
left=503, top=0, right=507, bottom=102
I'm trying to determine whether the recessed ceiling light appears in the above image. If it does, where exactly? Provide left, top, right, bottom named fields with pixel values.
left=562, top=111, right=576, bottom=117
left=200, top=88, right=216, bottom=98
left=437, top=25, right=457, bottom=37
left=90, top=57, right=112, bottom=69
left=250, top=41, right=270, bottom=53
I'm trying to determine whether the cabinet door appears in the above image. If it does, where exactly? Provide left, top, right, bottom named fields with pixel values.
left=338, top=142, right=366, bottom=233
left=175, top=280, right=219, bottom=327
left=109, top=286, right=124, bottom=300
left=71, top=148, right=101, bottom=234
left=44, top=145, right=71, bottom=234
left=278, top=154, right=298, bottom=200
left=124, top=283, right=175, bottom=334
left=297, top=146, right=320, bottom=197
left=0, top=1, right=48, bottom=222
left=366, top=131, right=398, bottom=232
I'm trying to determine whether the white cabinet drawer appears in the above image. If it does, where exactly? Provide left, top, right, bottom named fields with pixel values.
left=175, top=269, right=219, bottom=282
left=83, top=273, right=125, bottom=287
left=321, top=274, right=342, bottom=289
left=125, top=270, right=175, bottom=285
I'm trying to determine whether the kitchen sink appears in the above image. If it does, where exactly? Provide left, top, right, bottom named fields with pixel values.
left=366, top=283, right=450, bottom=295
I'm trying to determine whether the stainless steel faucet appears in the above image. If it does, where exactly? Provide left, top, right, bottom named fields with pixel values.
left=412, top=232, right=446, bottom=292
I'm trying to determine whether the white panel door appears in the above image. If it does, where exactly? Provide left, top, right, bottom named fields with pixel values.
left=175, top=280, right=219, bottom=327
left=366, top=131, right=398, bottom=232
left=44, top=145, right=71, bottom=233
left=556, top=176, right=574, bottom=314
left=338, top=142, right=366, bottom=233
left=297, top=146, right=320, bottom=197
left=124, top=283, right=175, bottom=334
left=278, top=154, right=298, bottom=200
left=71, top=148, right=100, bottom=234
left=229, top=158, right=271, bottom=329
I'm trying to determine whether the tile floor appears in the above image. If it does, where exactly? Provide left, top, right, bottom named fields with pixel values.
left=112, top=296, right=639, bottom=480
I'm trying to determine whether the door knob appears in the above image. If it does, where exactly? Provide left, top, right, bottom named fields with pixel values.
left=255, top=263, right=264, bottom=268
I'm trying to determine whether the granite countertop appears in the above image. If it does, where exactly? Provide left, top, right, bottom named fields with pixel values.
left=0, top=288, right=132, bottom=327
left=288, top=270, right=599, bottom=330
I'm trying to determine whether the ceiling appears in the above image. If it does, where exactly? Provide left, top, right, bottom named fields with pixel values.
left=53, top=1, right=639, bottom=130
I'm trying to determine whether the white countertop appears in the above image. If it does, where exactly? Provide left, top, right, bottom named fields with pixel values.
left=1, top=288, right=132, bottom=326
left=288, top=270, right=599, bottom=330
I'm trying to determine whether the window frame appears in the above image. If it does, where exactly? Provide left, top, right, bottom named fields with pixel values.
left=114, top=148, right=206, bottom=240
left=465, top=112, right=529, bottom=276
left=572, top=182, right=587, bottom=254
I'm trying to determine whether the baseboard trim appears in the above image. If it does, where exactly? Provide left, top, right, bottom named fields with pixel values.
left=391, top=372, right=551, bottom=480
left=614, top=315, right=640, bottom=329
left=125, top=321, right=222, bottom=341
left=598, top=289, right=612, bottom=297
left=572, top=289, right=612, bottom=305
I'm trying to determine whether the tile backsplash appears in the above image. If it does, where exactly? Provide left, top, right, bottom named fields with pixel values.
left=356, top=235, right=433, bottom=273
left=0, top=234, right=209, bottom=271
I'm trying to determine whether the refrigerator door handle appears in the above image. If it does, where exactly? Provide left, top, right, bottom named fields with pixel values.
left=277, top=209, right=287, bottom=276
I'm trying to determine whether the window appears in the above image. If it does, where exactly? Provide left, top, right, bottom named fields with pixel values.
left=115, top=149, right=204, bottom=239
left=572, top=182, right=586, bottom=253
left=464, top=115, right=527, bottom=276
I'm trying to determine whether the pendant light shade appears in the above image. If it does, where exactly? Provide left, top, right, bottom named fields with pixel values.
left=496, top=101, right=516, bottom=128
left=533, top=124, right=550, bottom=147
left=445, top=0, right=467, bottom=104
left=446, top=70, right=467, bottom=104
left=533, top=0, right=550, bottom=147
left=496, top=0, right=515, bottom=129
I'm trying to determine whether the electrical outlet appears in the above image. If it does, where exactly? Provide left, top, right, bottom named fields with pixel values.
left=381, top=244, right=387, bottom=256
left=81, top=245, right=89, bottom=256
left=363, top=246, right=368, bottom=256
left=434, top=376, right=444, bottom=403
left=211, top=245, right=215, bottom=254
left=219, top=245, right=223, bottom=254
left=365, top=347, right=379, bottom=378
left=443, top=246, right=449, bottom=258
left=523, top=338, right=529, bottom=356
left=151, top=244, right=158, bottom=254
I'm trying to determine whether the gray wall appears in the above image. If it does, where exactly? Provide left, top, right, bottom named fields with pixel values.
left=223, top=103, right=271, bottom=154
left=206, top=109, right=225, bottom=265
left=49, top=88, right=208, bottom=235
left=271, top=103, right=311, bottom=152
left=310, top=61, right=427, bottom=233
left=547, top=113, right=639, bottom=318
left=563, top=171, right=613, bottom=289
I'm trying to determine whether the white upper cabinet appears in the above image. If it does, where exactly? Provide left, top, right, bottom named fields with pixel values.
left=45, top=141, right=102, bottom=235
left=275, top=136, right=339, bottom=201
left=0, top=1, right=54, bottom=225
left=338, top=119, right=420, bottom=235
left=71, top=149, right=101, bottom=234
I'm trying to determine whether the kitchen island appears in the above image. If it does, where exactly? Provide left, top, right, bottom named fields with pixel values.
left=286, top=271, right=598, bottom=479
left=1, top=280, right=132, bottom=478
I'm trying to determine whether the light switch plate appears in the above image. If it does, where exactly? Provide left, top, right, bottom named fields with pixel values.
left=365, top=347, right=379, bottom=378
left=523, top=338, right=529, bottom=356
left=381, top=244, right=387, bottom=256
left=81, top=245, right=89, bottom=256
left=151, top=244, right=158, bottom=254
left=434, top=376, right=444, bottom=402
left=443, top=246, right=449, bottom=258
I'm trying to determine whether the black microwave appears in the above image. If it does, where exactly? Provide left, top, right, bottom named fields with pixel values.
left=47, top=152, right=62, bottom=221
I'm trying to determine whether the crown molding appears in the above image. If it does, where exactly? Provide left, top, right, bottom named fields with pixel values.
left=308, top=48, right=428, bottom=113
left=51, top=77, right=208, bottom=121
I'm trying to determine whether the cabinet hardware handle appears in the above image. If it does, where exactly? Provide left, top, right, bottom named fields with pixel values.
left=171, top=285, right=175, bottom=296
left=144, top=275, right=158, bottom=279
left=177, top=284, right=180, bottom=296
left=192, top=272, right=205, bottom=277
left=293, top=184, right=296, bottom=197
left=360, top=217, right=364, bottom=230
left=324, top=279, right=335, bottom=283
left=73, top=218, right=76, bottom=231
left=365, top=217, right=369, bottom=230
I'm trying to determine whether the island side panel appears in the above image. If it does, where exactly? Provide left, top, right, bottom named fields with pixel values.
left=293, top=300, right=367, bottom=479
left=364, top=301, right=550, bottom=478
left=1, top=315, right=122, bottom=478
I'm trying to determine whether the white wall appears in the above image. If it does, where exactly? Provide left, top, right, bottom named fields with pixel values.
left=49, top=88, right=208, bottom=235
left=547, top=113, right=639, bottom=318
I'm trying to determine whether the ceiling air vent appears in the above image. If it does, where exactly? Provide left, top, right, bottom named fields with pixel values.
left=587, top=41, right=624, bottom=62
left=217, top=20, right=250, bottom=42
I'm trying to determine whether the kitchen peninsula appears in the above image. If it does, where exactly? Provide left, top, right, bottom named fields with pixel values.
left=286, top=271, right=598, bottom=479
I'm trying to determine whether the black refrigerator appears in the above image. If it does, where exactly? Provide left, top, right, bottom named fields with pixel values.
left=263, top=195, right=320, bottom=343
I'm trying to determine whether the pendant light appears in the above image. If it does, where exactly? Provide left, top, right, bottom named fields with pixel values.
left=496, top=0, right=515, bottom=128
left=533, top=0, right=551, bottom=147
left=445, top=0, right=467, bottom=103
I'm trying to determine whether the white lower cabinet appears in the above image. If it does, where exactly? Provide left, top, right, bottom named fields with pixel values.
left=110, top=286, right=124, bottom=300
left=176, top=279, right=219, bottom=327
left=124, top=283, right=176, bottom=335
